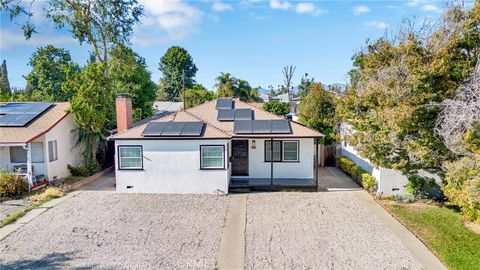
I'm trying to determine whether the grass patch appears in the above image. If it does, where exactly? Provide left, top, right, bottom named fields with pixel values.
left=28, top=187, right=64, bottom=202
left=382, top=202, right=480, bottom=270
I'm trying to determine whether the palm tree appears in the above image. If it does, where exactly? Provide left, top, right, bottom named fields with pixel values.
left=215, top=72, right=236, bottom=97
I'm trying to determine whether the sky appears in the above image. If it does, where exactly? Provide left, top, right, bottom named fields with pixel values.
left=0, top=0, right=461, bottom=91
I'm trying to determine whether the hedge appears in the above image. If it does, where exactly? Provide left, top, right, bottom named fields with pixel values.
left=336, top=156, right=377, bottom=192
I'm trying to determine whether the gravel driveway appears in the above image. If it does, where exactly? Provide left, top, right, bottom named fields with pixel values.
left=0, top=191, right=227, bottom=269
left=245, top=192, right=422, bottom=270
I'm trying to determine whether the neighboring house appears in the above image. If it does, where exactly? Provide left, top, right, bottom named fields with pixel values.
left=0, top=102, right=83, bottom=188
left=339, top=123, right=441, bottom=196
left=109, top=95, right=324, bottom=194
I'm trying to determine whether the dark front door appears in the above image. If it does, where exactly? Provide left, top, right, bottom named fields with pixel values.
left=232, top=140, right=249, bottom=176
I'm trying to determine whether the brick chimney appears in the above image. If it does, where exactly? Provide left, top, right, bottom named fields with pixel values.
left=116, top=93, right=132, bottom=133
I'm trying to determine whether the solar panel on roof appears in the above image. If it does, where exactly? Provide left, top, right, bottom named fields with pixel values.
left=0, top=102, right=54, bottom=127
left=142, top=122, right=167, bottom=137
left=252, top=120, right=271, bottom=133
left=181, top=122, right=204, bottom=136
left=142, top=121, right=204, bottom=137
left=162, top=122, right=185, bottom=136
left=216, top=98, right=234, bottom=109
left=234, top=120, right=253, bottom=134
left=270, top=120, right=291, bottom=134
left=234, top=109, right=253, bottom=120
left=217, top=109, right=235, bottom=121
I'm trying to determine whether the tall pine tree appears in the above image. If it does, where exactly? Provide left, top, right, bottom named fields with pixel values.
left=0, top=60, right=11, bottom=95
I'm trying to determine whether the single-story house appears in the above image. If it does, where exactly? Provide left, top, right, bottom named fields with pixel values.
left=109, top=95, right=324, bottom=194
left=0, top=102, right=83, bottom=189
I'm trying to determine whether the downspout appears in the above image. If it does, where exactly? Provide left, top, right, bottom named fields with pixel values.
left=23, top=143, right=32, bottom=192
left=270, top=138, right=273, bottom=186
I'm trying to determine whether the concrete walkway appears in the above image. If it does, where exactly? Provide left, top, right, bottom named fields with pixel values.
left=217, top=194, right=247, bottom=270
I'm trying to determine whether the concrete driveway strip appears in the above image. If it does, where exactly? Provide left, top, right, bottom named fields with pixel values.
left=217, top=194, right=247, bottom=270
left=353, top=190, right=447, bottom=270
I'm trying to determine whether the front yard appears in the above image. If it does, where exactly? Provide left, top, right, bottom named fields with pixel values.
left=0, top=192, right=227, bottom=269
left=381, top=202, right=480, bottom=270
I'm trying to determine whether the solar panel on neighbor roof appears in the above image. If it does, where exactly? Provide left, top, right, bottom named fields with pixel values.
left=234, top=120, right=253, bottom=134
left=234, top=109, right=253, bottom=120
left=0, top=102, right=54, bottom=127
left=161, top=122, right=185, bottom=136
left=216, top=98, right=234, bottom=109
left=252, top=120, right=271, bottom=133
left=181, top=122, right=204, bottom=136
left=217, top=109, right=235, bottom=121
left=142, top=122, right=167, bottom=137
left=270, top=120, right=291, bottom=134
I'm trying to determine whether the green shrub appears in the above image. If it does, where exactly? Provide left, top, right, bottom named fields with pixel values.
left=0, top=170, right=28, bottom=197
left=68, top=159, right=101, bottom=177
left=68, top=164, right=89, bottom=176
left=336, top=156, right=378, bottom=193
left=361, top=173, right=377, bottom=192
left=443, top=154, right=480, bottom=224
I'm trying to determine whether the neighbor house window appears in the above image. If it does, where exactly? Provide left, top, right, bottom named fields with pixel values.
left=48, top=140, right=58, bottom=162
left=200, top=145, right=225, bottom=169
left=10, top=146, right=27, bottom=163
left=10, top=143, right=45, bottom=163
left=118, top=146, right=143, bottom=170
left=265, top=141, right=281, bottom=162
left=283, top=141, right=299, bottom=162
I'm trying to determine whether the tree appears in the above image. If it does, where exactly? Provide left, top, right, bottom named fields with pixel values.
left=298, top=83, right=336, bottom=144
left=215, top=73, right=259, bottom=102
left=109, top=44, right=156, bottom=120
left=158, top=46, right=198, bottom=101
left=0, top=60, right=11, bottom=96
left=65, top=62, right=115, bottom=169
left=297, top=73, right=314, bottom=97
left=2, top=0, right=143, bottom=63
left=215, top=72, right=236, bottom=97
left=263, top=101, right=289, bottom=116
left=281, top=65, right=296, bottom=94
left=337, top=3, right=479, bottom=197
left=24, top=45, right=79, bottom=102
left=184, top=84, right=214, bottom=109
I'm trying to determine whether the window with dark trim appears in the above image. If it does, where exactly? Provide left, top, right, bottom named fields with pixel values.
left=283, top=141, right=299, bottom=161
left=200, top=145, right=225, bottom=169
left=118, top=146, right=143, bottom=170
left=265, top=140, right=299, bottom=162
left=265, top=141, right=281, bottom=162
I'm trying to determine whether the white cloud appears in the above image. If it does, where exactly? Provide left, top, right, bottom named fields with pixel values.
left=212, top=1, right=233, bottom=12
left=295, top=2, right=315, bottom=14
left=270, top=0, right=292, bottom=10
left=353, top=5, right=370, bottom=15
left=0, top=28, right=76, bottom=51
left=421, top=4, right=439, bottom=12
left=364, top=21, right=389, bottom=29
left=135, top=0, right=203, bottom=45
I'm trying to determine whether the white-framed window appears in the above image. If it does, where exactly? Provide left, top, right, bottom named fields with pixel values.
left=9, top=142, right=44, bottom=163
left=283, top=141, right=299, bottom=162
left=265, top=141, right=281, bottom=162
left=200, top=145, right=225, bottom=169
left=48, top=140, right=58, bottom=162
left=118, top=146, right=143, bottom=170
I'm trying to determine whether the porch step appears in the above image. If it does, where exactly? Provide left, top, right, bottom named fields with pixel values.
left=229, top=187, right=251, bottom=193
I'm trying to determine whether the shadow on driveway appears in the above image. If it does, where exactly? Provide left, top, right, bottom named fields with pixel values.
left=1, top=252, right=97, bottom=270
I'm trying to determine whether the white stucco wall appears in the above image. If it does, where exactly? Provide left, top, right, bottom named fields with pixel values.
left=44, top=114, right=84, bottom=180
left=233, top=138, right=315, bottom=179
left=115, top=139, right=230, bottom=194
